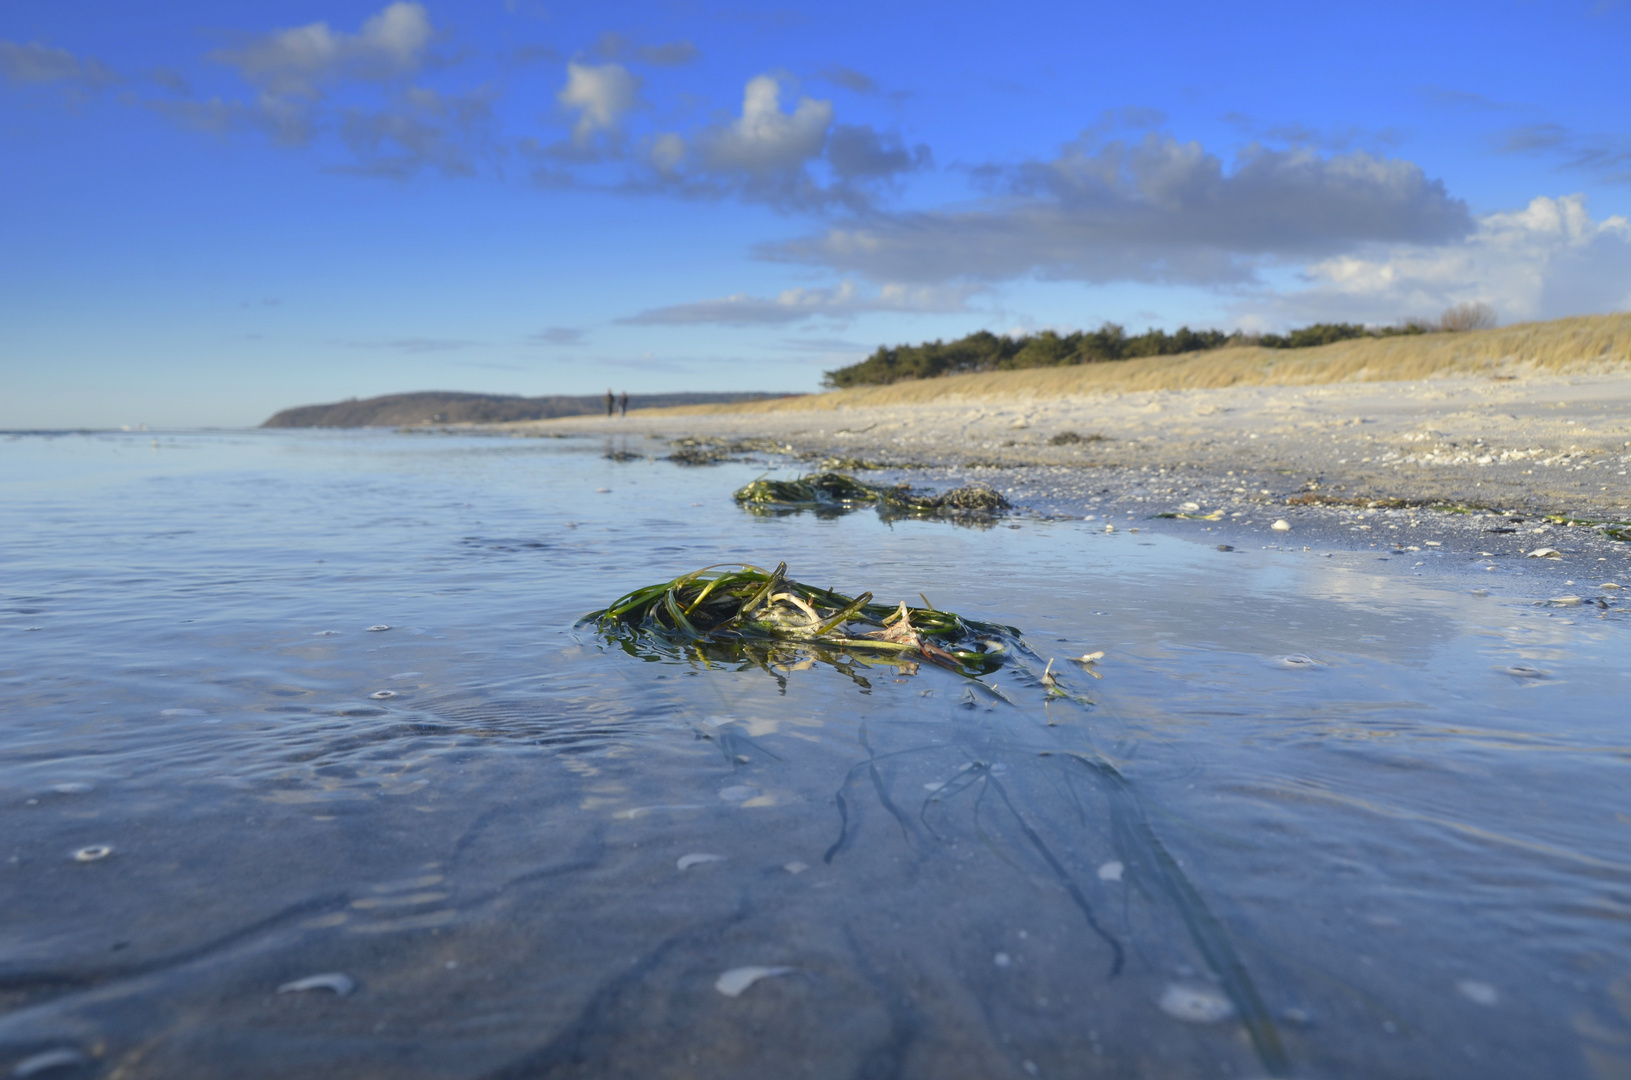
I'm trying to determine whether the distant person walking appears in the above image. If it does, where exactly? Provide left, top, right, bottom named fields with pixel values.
left=618, top=391, right=628, bottom=417
left=606, top=389, right=614, bottom=417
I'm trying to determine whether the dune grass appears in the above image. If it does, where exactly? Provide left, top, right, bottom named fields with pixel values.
left=641, top=312, right=1631, bottom=416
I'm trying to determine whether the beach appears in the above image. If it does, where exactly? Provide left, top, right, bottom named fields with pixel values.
left=498, top=371, right=1631, bottom=575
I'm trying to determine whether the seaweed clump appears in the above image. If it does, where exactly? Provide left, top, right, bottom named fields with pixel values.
left=734, top=472, right=1011, bottom=521
left=581, top=562, right=1025, bottom=680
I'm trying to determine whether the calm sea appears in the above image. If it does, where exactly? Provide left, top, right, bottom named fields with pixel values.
left=2, top=429, right=1628, bottom=1079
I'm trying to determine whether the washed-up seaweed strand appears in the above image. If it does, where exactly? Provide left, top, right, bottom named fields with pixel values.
left=581, top=562, right=1028, bottom=680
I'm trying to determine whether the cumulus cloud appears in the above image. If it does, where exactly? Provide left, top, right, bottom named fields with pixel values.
left=767, top=133, right=1471, bottom=284
left=558, top=61, right=639, bottom=144
left=0, top=39, right=117, bottom=90
left=210, top=1, right=434, bottom=97
left=698, top=75, right=831, bottom=173
left=154, top=4, right=501, bottom=177
left=632, top=73, right=925, bottom=210
left=1243, top=194, right=1631, bottom=327
left=618, top=280, right=981, bottom=326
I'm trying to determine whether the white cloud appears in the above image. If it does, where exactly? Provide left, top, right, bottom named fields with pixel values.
left=628, top=74, right=921, bottom=210
left=618, top=280, right=980, bottom=326
left=698, top=75, right=831, bottom=173
left=0, top=39, right=117, bottom=88
left=210, top=1, right=434, bottom=98
left=1247, top=194, right=1631, bottom=326
left=558, top=61, right=639, bottom=144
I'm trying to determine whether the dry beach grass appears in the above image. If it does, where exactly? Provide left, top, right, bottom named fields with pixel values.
left=645, top=312, right=1631, bottom=415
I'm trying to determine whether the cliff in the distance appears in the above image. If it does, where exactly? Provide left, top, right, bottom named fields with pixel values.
left=261, top=390, right=795, bottom=428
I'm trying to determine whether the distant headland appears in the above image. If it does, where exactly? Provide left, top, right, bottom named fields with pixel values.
left=260, top=390, right=799, bottom=428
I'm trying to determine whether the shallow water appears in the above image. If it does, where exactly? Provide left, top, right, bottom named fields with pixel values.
left=2, top=430, right=1629, bottom=1079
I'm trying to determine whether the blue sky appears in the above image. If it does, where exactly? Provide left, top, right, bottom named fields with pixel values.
left=2, top=0, right=1628, bottom=427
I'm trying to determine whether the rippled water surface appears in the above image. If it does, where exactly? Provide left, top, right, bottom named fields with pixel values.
left=3, top=430, right=1629, bottom=1079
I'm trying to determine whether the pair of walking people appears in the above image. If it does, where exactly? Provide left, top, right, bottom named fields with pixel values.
left=604, top=389, right=628, bottom=417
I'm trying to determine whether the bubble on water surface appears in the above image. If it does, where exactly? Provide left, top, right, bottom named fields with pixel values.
left=676, top=853, right=724, bottom=871
left=161, top=708, right=205, bottom=716
left=313, top=630, right=339, bottom=636
left=783, top=862, right=808, bottom=874
left=1277, top=654, right=1321, bottom=669
left=370, top=691, right=397, bottom=700
left=73, top=845, right=112, bottom=862
left=717, top=786, right=760, bottom=803
left=366, top=625, right=390, bottom=632
left=1097, top=861, right=1124, bottom=882
left=715, top=966, right=795, bottom=997
left=1158, top=983, right=1234, bottom=1024
left=1456, top=979, right=1498, bottom=1006
left=50, top=783, right=92, bottom=794
left=277, top=972, right=356, bottom=996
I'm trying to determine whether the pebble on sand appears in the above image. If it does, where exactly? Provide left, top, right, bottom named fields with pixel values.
left=715, top=966, right=796, bottom=997
left=1271, top=519, right=1291, bottom=531
left=1158, top=983, right=1234, bottom=1024
left=1526, top=548, right=1562, bottom=558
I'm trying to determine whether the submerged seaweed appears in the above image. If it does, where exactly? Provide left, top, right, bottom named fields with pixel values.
left=581, top=561, right=1030, bottom=682
left=734, top=471, right=1011, bottom=522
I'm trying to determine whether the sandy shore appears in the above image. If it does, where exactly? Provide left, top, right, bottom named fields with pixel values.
left=512, top=372, right=1631, bottom=516
left=477, top=372, right=1631, bottom=591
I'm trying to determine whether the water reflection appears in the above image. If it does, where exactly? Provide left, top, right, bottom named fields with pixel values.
left=0, top=431, right=1627, bottom=1078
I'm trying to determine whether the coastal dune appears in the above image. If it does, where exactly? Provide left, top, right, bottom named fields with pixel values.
left=644, top=312, right=1631, bottom=416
